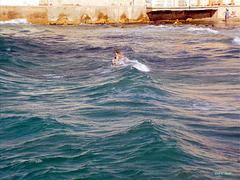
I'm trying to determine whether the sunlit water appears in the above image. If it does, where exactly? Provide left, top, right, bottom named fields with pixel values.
left=0, top=20, right=239, bottom=179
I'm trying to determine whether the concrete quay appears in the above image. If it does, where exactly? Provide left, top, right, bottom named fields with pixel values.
left=0, top=6, right=149, bottom=25
left=0, top=5, right=239, bottom=25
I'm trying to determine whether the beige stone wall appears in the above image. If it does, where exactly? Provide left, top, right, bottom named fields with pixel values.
left=0, top=6, right=48, bottom=24
left=0, top=5, right=149, bottom=25
left=216, top=6, right=240, bottom=18
left=47, top=6, right=149, bottom=24
left=146, top=0, right=240, bottom=7
left=190, top=0, right=240, bottom=6
left=150, top=0, right=240, bottom=7
left=39, top=0, right=146, bottom=6
left=0, top=0, right=39, bottom=6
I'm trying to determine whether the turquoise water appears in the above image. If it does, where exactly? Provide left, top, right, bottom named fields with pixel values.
left=0, top=21, right=240, bottom=179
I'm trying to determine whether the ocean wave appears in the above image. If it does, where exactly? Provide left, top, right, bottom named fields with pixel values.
left=43, top=74, right=65, bottom=79
left=141, top=24, right=182, bottom=33
left=186, top=27, right=218, bottom=34
left=0, top=19, right=29, bottom=25
left=140, top=25, right=219, bottom=37
left=1, top=23, right=239, bottom=179
left=232, top=36, right=240, bottom=45
left=116, top=59, right=150, bottom=72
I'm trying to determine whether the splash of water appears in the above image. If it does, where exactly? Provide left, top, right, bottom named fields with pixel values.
left=0, top=19, right=29, bottom=25
left=233, top=36, right=240, bottom=45
left=113, top=58, right=150, bottom=72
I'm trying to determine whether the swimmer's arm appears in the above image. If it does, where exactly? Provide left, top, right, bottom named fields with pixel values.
left=117, top=54, right=127, bottom=59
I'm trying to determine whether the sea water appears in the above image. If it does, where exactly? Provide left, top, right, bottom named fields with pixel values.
left=0, top=20, right=239, bottom=179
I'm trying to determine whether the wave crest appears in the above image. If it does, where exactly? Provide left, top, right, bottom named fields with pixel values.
left=186, top=27, right=218, bottom=34
left=117, top=59, right=150, bottom=72
left=233, top=36, right=240, bottom=45
left=0, top=19, right=29, bottom=25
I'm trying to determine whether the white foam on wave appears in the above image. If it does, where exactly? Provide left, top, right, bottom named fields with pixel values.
left=187, top=27, right=218, bottom=34
left=233, top=36, right=240, bottom=45
left=118, top=59, right=150, bottom=72
left=29, top=158, right=42, bottom=163
left=131, top=60, right=150, bottom=72
left=142, top=25, right=219, bottom=36
left=0, top=19, right=29, bottom=25
left=43, top=74, right=64, bottom=79
left=142, top=24, right=182, bottom=33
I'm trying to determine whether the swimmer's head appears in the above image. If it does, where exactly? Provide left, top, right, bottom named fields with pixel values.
left=116, top=50, right=120, bottom=54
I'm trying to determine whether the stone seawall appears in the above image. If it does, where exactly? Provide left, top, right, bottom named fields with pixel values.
left=1, top=6, right=48, bottom=24
left=0, top=6, right=149, bottom=25
left=0, top=5, right=239, bottom=25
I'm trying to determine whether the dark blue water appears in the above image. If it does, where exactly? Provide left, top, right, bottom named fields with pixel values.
left=1, top=21, right=240, bottom=179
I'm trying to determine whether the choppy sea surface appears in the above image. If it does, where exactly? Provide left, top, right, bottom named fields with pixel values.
left=0, top=20, right=240, bottom=179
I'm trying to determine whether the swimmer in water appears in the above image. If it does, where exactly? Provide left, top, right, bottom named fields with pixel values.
left=114, top=50, right=127, bottom=66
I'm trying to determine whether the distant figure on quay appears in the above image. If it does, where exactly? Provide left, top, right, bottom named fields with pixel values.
left=224, top=9, right=230, bottom=24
